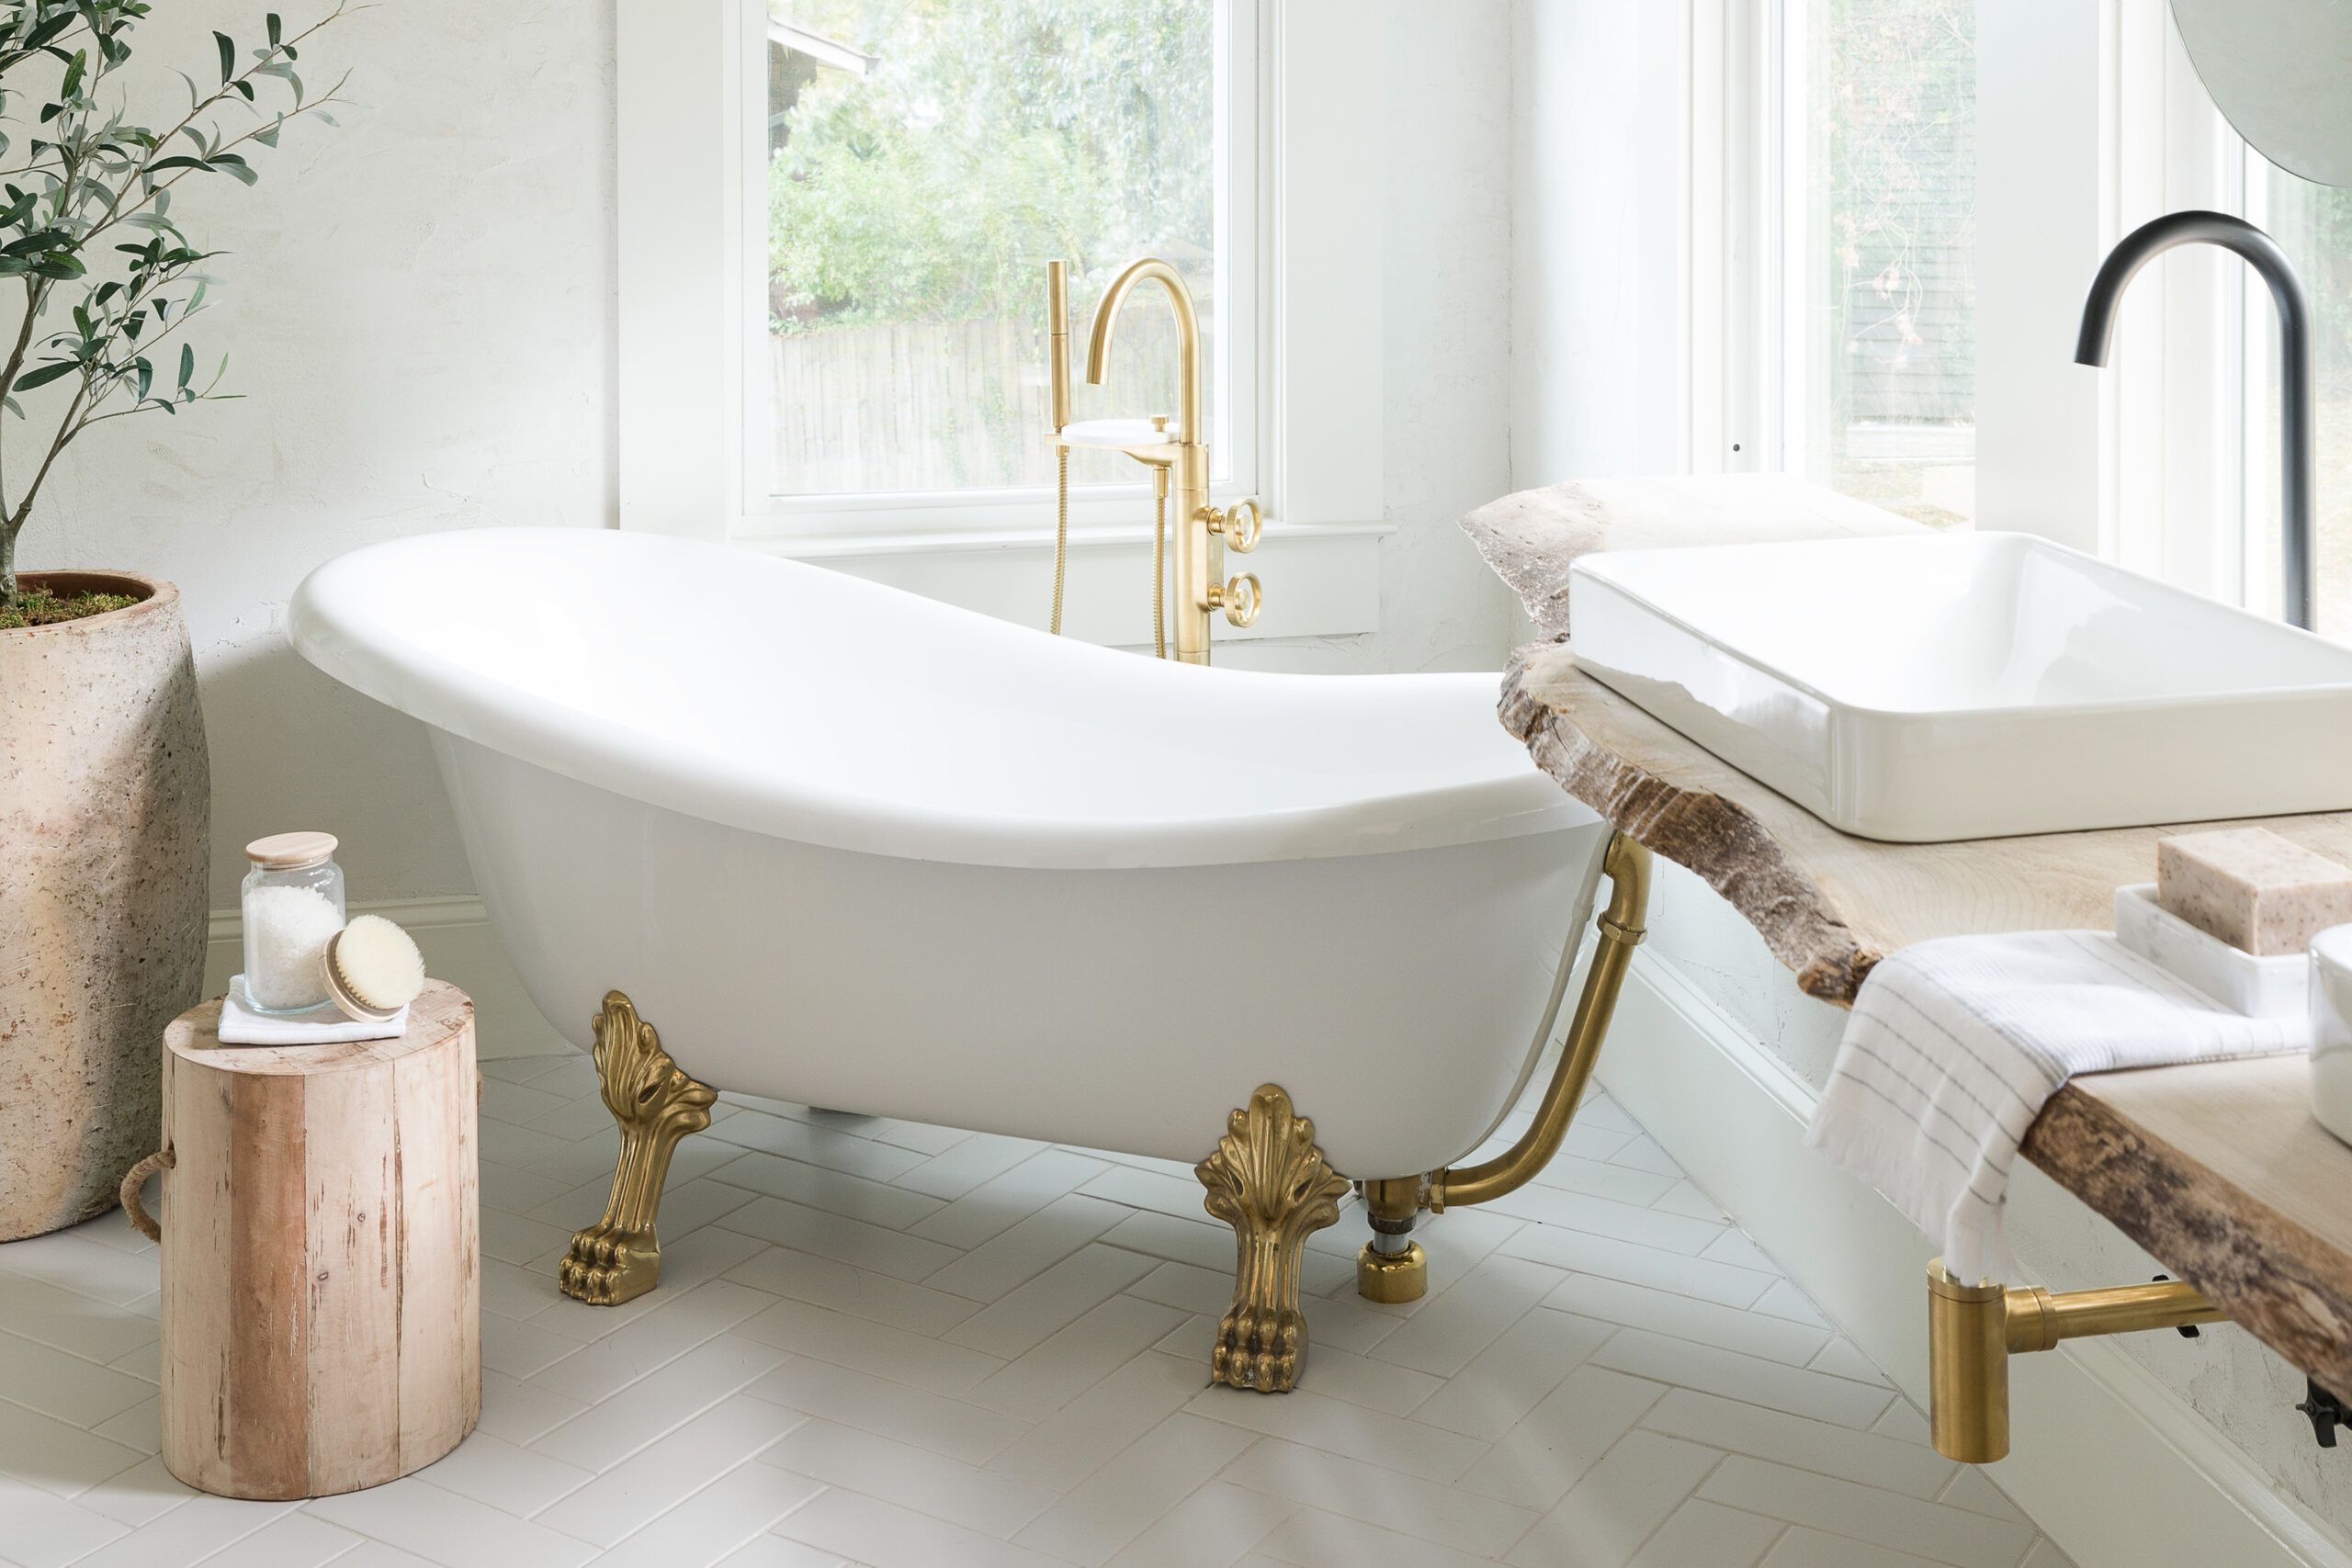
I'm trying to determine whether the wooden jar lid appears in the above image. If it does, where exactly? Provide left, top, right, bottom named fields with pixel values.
left=244, top=830, right=338, bottom=870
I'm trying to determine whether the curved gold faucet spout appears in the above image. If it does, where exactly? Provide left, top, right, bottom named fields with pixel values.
left=1084, top=257, right=1203, bottom=446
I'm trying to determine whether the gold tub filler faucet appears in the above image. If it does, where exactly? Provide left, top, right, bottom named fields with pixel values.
left=1044, top=257, right=1263, bottom=664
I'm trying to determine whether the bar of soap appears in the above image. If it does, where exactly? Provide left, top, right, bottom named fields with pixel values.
left=2154, top=827, right=2352, bottom=955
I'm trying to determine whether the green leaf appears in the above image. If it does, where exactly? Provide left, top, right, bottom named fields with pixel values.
left=15, top=360, right=78, bottom=389
left=266, top=13, right=281, bottom=49
left=23, top=14, right=74, bottom=51
left=175, top=342, right=191, bottom=389
left=60, top=47, right=84, bottom=100
left=213, top=30, right=232, bottom=85
left=132, top=355, right=149, bottom=400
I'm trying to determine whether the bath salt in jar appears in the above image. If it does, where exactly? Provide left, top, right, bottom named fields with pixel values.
left=239, top=832, right=346, bottom=1014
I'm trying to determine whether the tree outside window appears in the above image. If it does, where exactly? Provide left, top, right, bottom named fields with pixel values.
left=765, top=0, right=1220, bottom=498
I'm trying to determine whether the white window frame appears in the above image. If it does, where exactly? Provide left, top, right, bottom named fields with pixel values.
left=1697, top=0, right=2250, bottom=606
left=614, top=0, right=1389, bottom=647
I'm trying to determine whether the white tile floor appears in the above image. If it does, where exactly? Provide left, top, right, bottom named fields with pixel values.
left=0, top=1049, right=2079, bottom=1568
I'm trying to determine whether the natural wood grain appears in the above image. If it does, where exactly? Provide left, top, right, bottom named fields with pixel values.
left=2028, top=1060, right=2352, bottom=1397
left=149, top=983, right=479, bottom=1499
left=1459, top=472, right=1918, bottom=642
left=1502, top=640, right=2352, bottom=1003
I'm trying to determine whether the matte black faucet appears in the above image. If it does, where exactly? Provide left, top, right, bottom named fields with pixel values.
left=2075, top=210, right=2316, bottom=631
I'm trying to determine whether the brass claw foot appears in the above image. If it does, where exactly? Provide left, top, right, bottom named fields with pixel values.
left=559, top=1223, right=661, bottom=1306
left=1213, top=1300, right=1313, bottom=1393
left=560, top=991, right=716, bottom=1307
left=1196, top=1083, right=1350, bottom=1393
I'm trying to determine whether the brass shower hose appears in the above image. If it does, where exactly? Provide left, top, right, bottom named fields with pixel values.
left=1048, top=449, right=1169, bottom=660
left=1150, top=473, right=1166, bottom=660
left=1050, top=446, right=1069, bottom=637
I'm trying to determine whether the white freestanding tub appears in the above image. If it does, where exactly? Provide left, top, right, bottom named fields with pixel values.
left=288, top=527, right=1603, bottom=1179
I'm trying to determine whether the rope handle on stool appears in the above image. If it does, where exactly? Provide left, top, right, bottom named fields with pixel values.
left=120, top=1146, right=174, bottom=1242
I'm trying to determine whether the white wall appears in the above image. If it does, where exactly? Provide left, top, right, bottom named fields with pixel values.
left=1973, top=0, right=2108, bottom=552
left=1229, top=0, right=1520, bottom=673
left=1507, top=0, right=2352, bottom=1537
left=21, top=2, right=618, bottom=912
left=1509, top=2, right=1688, bottom=486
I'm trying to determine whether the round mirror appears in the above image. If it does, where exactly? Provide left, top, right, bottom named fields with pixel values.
left=2173, top=0, right=2352, bottom=187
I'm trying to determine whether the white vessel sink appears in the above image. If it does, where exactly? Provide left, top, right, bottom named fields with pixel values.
left=1567, top=531, right=2352, bottom=842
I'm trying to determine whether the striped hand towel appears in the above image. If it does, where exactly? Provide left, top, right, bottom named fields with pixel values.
left=1804, top=931, right=2307, bottom=1284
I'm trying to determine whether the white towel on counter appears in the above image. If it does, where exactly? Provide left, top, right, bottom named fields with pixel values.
left=1804, top=931, right=2307, bottom=1284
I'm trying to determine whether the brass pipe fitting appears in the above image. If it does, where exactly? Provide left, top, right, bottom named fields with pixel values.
left=1928, top=1259, right=2223, bottom=1462
left=1926, top=1266, right=2013, bottom=1463
left=1430, top=833, right=1651, bottom=1213
left=1356, top=1176, right=1429, bottom=1303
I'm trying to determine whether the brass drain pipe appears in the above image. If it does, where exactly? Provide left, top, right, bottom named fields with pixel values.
left=1430, top=832, right=1651, bottom=1213
left=1928, top=1260, right=2223, bottom=1462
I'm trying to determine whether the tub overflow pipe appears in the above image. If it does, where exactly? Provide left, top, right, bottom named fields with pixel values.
left=1430, top=832, right=1651, bottom=1212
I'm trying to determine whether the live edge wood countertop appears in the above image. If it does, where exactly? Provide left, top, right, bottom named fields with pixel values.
left=1465, top=472, right=2352, bottom=1396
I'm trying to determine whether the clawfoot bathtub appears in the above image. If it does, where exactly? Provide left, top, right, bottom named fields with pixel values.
left=290, top=526, right=1620, bottom=1390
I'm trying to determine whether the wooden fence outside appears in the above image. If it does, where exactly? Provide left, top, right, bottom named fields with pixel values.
left=767, top=312, right=1190, bottom=496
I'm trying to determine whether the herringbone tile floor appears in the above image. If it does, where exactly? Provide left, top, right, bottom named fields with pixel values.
left=0, top=1047, right=2077, bottom=1567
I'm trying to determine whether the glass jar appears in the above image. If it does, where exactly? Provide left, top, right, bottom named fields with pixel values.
left=239, top=831, right=346, bottom=1014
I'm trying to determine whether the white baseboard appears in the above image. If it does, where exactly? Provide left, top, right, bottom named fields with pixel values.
left=1603, top=948, right=2352, bottom=1568
left=205, top=895, right=565, bottom=1062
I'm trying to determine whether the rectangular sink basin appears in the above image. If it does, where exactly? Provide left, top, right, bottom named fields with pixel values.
left=1567, top=531, right=2352, bottom=842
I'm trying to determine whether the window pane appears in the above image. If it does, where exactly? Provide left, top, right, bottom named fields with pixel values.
left=2257, top=168, right=2352, bottom=637
left=1796, top=0, right=1977, bottom=525
left=765, top=1, right=1220, bottom=499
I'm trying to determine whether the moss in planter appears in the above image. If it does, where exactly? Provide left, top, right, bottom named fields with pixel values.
left=0, top=588, right=139, bottom=629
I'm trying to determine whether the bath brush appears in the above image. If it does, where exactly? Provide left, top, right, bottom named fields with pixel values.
left=323, top=914, right=427, bottom=1022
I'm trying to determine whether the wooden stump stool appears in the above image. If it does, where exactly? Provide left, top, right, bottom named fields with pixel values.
left=121, top=983, right=481, bottom=1499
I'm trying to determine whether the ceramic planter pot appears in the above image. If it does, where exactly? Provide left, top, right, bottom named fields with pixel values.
left=0, top=570, right=209, bottom=1240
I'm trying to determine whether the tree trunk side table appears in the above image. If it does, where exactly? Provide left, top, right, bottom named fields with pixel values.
left=121, top=982, right=481, bottom=1500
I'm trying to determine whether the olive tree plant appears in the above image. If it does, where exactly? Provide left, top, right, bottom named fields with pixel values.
left=0, top=0, right=346, bottom=609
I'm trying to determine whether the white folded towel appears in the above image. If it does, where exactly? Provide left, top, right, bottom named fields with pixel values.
left=218, top=977, right=408, bottom=1045
left=1805, top=931, right=2306, bottom=1283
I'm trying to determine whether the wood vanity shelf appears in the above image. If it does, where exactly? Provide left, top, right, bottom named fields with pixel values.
left=1463, top=475, right=2352, bottom=1445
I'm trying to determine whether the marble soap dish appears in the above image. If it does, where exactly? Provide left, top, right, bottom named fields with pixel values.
left=2114, top=884, right=2308, bottom=1018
